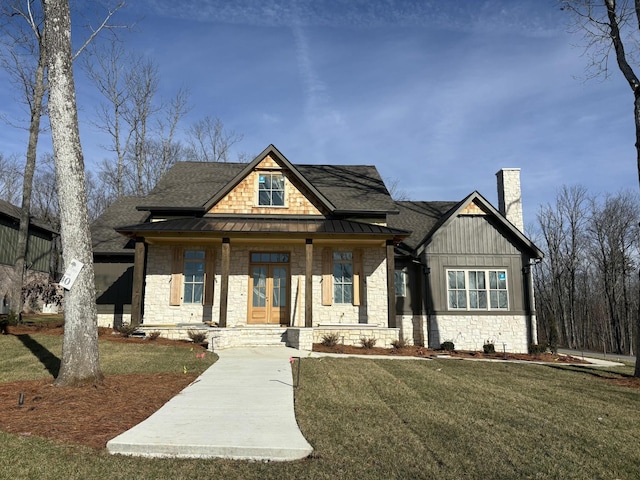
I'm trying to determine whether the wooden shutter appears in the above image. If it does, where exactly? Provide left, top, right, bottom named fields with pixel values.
left=170, top=246, right=183, bottom=306
left=204, top=247, right=215, bottom=306
left=353, top=248, right=363, bottom=306
left=322, top=247, right=333, bottom=306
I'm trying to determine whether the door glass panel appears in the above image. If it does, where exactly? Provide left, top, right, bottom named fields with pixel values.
left=272, top=267, right=287, bottom=307
left=252, top=267, right=267, bottom=307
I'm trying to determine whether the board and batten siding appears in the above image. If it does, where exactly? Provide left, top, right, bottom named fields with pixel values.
left=0, top=219, right=52, bottom=272
left=423, top=215, right=527, bottom=314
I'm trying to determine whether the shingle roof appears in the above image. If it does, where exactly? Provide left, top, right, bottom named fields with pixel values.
left=91, top=196, right=149, bottom=254
left=0, top=198, right=57, bottom=233
left=137, top=162, right=245, bottom=210
left=296, top=164, right=397, bottom=213
left=388, top=200, right=459, bottom=251
left=135, top=159, right=397, bottom=215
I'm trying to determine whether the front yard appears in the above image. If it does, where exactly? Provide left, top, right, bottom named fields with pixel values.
left=0, top=326, right=638, bottom=479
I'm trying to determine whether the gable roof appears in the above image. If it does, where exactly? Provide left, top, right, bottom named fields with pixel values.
left=91, top=196, right=149, bottom=255
left=0, top=199, right=56, bottom=234
left=390, top=192, right=543, bottom=259
left=136, top=144, right=398, bottom=216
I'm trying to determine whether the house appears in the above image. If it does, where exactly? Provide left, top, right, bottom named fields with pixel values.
left=92, top=145, right=543, bottom=352
left=0, top=199, right=56, bottom=313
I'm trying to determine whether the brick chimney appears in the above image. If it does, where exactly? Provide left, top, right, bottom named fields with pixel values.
left=496, top=168, right=524, bottom=233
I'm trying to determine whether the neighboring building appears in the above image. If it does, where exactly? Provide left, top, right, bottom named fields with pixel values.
left=0, top=199, right=56, bottom=313
left=92, top=145, right=543, bottom=352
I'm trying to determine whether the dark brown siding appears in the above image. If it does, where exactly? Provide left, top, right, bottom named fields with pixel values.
left=424, top=215, right=528, bottom=314
left=95, top=256, right=134, bottom=328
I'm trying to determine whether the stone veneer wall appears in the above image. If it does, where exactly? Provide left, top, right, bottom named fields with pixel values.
left=396, top=314, right=428, bottom=346
left=140, top=243, right=390, bottom=328
left=429, top=314, right=529, bottom=353
left=97, top=313, right=131, bottom=328
left=313, top=325, right=399, bottom=348
left=311, top=247, right=388, bottom=326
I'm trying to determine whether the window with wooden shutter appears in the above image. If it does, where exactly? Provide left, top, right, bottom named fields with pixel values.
left=170, top=246, right=183, bottom=306
left=353, top=248, right=362, bottom=306
left=204, top=247, right=215, bottom=306
left=322, top=248, right=333, bottom=305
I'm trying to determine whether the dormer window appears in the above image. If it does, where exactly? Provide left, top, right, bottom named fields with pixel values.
left=258, top=173, right=285, bottom=206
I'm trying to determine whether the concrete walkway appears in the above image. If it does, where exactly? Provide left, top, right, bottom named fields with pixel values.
left=107, top=347, right=313, bottom=461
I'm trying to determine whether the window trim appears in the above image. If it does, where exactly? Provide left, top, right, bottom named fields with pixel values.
left=394, top=269, right=407, bottom=297
left=183, top=250, right=206, bottom=304
left=256, top=172, right=286, bottom=207
left=333, top=251, right=354, bottom=304
left=446, top=269, right=509, bottom=311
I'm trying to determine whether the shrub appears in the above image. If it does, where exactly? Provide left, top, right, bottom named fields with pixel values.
left=440, top=341, right=455, bottom=351
left=187, top=330, right=207, bottom=344
left=483, top=342, right=496, bottom=354
left=529, top=343, right=547, bottom=355
left=147, top=330, right=161, bottom=341
left=360, top=337, right=377, bottom=349
left=391, top=338, right=407, bottom=349
left=115, top=324, right=139, bottom=337
left=321, top=332, right=341, bottom=347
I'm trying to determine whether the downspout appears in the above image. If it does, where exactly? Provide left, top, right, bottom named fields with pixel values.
left=523, top=258, right=542, bottom=351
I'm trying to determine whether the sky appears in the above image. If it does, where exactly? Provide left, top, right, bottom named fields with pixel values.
left=0, top=0, right=637, bottom=230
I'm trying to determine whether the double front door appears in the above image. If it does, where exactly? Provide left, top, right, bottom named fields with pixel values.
left=248, top=253, right=289, bottom=325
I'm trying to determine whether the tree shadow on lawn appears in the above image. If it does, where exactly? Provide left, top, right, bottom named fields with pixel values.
left=15, top=334, right=60, bottom=377
left=546, top=363, right=635, bottom=380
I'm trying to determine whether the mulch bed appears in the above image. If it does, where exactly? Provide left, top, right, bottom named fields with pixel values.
left=312, top=343, right=588, bottom=363
left=0, top=373, right=198, bottom=449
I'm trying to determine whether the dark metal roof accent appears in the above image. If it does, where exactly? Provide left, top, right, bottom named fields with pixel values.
left=116, top=216, right=410, bottom=240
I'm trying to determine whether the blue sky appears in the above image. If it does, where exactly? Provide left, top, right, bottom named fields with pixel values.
left=0, top=0, right=637, bottom=229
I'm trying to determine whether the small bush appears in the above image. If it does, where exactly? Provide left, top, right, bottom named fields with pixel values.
left=147, top=330, right=161, bottom=341
left=187, top=330, right=207, bottom=344
left=321, top=332, right=341, bottom=347
left=529, top=343, right=547, bottom=355
left=440, top=341, right=455, bottom=351
left=5, top=311, right=20, bottom=327
left=360, top=337, right=377, bottom=349
left=483, top=342, right=495, bottom=354
left=391, top=338, right=407, bottom=349
left=116, top=324, right=139, bottom=337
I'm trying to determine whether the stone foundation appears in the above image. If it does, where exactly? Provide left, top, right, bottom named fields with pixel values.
left=313, top=325, right=400, bottom=348
left=396, top=314, right=428, bottom=346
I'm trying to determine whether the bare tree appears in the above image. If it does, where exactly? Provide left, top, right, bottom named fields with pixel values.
left=185, top=116, right=243, bottom=163
left=0, top=153, right=23, bottom=204
left=44, top=0, right=103, bottom=386
left=561, top=0, right=640, bottom=375
left=0, top=0, right=124, bottom=317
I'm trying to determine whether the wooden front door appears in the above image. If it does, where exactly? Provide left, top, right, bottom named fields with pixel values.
left=248, top=253, right=289, bottom=325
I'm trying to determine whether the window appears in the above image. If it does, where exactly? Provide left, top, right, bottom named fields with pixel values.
left=395, top=269, right=407, bottom=297
left=183, top=250, right=205, bottom=304
left=333, top=252, right=353, bottom=304
left=258, top=173, right=285, bottom=206
left=447, top=269, right=508, bottom=310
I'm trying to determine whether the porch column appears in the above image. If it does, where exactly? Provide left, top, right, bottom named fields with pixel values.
left=218, top=237, right=230, bottom=328
left=131, top=237, right=146, bottom=326
left=305, top=239, right=313, bottom=327
left=386, top=239, right=396, bottom=328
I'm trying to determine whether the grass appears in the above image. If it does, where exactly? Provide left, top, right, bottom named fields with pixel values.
left=0, top=338, right=639, bottom=479
left=0, top=332, right=216, bottom=383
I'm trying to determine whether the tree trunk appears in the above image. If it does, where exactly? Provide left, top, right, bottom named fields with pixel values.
left=44, top=0, right=103, bottom=386
left=11, top=30, right=48, bottom=319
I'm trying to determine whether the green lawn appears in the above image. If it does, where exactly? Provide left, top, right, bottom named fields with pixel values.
left=1, top=336, right=639, bottom=479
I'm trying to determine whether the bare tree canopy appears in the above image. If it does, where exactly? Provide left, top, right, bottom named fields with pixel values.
left=561, top=0, right=640, bottom=376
